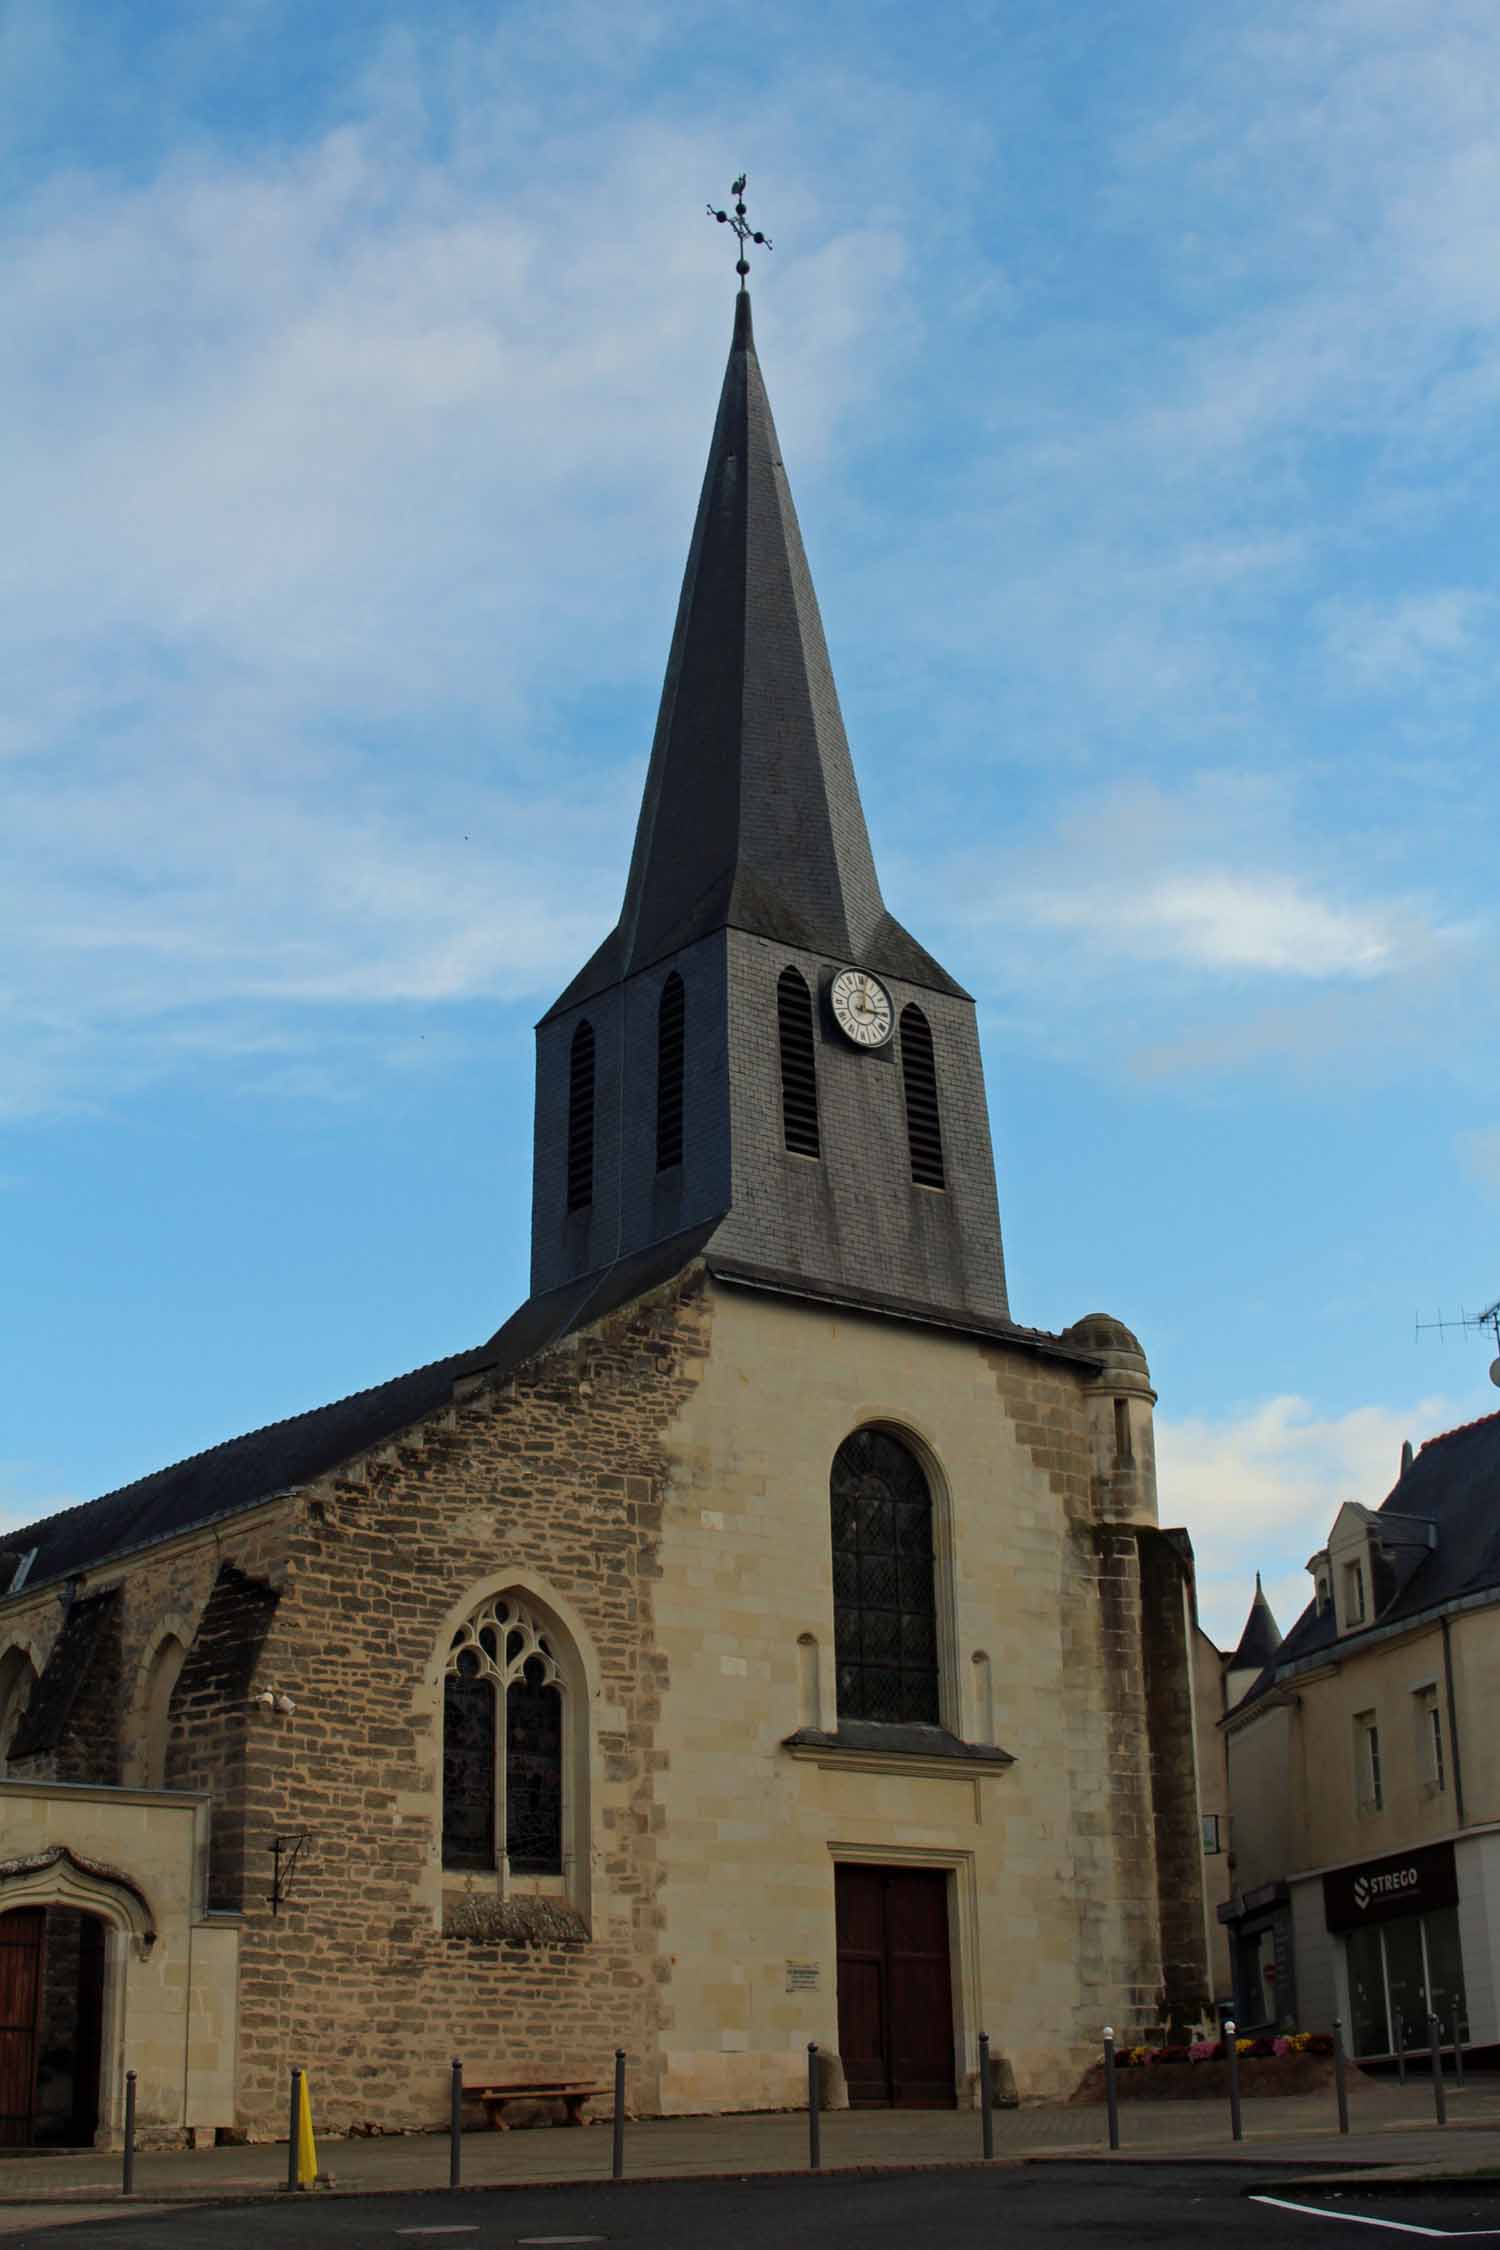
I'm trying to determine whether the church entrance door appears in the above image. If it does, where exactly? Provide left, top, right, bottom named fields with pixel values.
left=835, top=1865, right=956, bottom=2107
left=0, top=1909, right=107, bottom=2148
left=0, top=1910, right=45, bottom=2147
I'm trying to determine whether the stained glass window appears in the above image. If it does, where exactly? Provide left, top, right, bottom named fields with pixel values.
left=441, top=1596, right=566, bottom=1877
left=831, top=1429, right=940, bottom=1725
left=442, top=1671, right=497, bottom=1872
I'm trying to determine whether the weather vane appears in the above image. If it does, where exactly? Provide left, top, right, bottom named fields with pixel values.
left=708, top=175, right=772, bottom=290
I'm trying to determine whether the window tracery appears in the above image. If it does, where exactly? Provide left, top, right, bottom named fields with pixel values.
left=442, top=1596, right=566, bottom=1879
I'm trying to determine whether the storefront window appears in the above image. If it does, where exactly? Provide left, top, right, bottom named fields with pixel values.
left=1344, top=1908, right=1468, bottom=2057
left=1424, top=1907, right=1469, bottom=2046
left=1347, top=1923, right=1388, bottom=2058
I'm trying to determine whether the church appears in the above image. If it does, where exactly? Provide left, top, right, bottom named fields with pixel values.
left=0, top=274, right=1210, bottom=2147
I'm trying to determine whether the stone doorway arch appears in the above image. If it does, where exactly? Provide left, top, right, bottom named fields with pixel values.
left=0, top=1850, right=156, bottom=2149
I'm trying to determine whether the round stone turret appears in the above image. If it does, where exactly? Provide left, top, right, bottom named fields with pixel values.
left=1062, top=1312, right=1158, bottom=1524
left=1062, top=1313, right=1154, bottom=1399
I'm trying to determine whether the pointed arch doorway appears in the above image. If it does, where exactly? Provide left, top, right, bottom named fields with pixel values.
left=0, top=1908, right=106, bottom=2147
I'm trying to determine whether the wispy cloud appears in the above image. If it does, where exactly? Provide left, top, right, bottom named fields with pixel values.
left=1160, top=1387, right=1464, bottom=1648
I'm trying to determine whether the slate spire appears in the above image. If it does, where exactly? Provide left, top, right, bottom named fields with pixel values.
left=547, top=292, right=960, bottom=1016
left=1228, top=1574, right=1282, bottom=1675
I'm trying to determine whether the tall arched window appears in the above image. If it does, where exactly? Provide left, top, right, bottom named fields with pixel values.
left=442, top=1596, right=566, bottom=1877
left=656, top=972, right=685, bottom=1171
left=566, top=1020, right=595, bottom=1212
left=899, top=1004, right=945, bottom=1188
left=831, top=1429, right=939, bottom=1726
left=777, top=967, right=821, bottom=1157
left=139, top=1634, right=187, bottom=1790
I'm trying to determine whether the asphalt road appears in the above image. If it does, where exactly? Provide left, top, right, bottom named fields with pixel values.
left=11, top=2165, right=1500, bottom=2250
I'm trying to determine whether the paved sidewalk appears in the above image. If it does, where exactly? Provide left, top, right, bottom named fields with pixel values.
left=0, top=2077, right=1494, bottom=2230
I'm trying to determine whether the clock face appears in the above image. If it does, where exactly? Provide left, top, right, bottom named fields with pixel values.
left=830, top=968, right=894, bottom=1049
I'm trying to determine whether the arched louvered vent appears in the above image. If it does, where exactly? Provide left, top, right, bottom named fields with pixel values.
left=900, top=1005, right=945, bottom=1188
left=566, top=1020, right=595, bottom=1212
left=656, top=972, right=685, bottom=1171
left=777, top=968, right=821, bottom=1157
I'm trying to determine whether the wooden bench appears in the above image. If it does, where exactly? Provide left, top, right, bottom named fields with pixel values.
left=463, top=2079, right=607, bottom=2130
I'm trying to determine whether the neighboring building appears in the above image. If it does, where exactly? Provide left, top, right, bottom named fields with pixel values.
left=1219, top=1412, right=1500, bottom=2059
left=0, top=287, right=1210, bottom=2148
left=1191, top=1578, right=1281, bottom=2020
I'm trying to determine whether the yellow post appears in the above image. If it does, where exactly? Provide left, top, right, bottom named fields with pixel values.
left=295, top=2070, right=319, bottom=2189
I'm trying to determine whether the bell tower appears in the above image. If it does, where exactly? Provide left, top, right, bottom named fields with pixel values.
left=531, top=288, right=1010, bottom=1330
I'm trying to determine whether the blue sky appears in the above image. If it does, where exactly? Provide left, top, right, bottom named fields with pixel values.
left=3, top=0, right=1497, bottom=1648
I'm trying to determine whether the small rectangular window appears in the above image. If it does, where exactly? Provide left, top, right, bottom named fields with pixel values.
left=1355, top=1710, right=1383, bottom=1810
left=1201, top=1812, right=1223, bottom=1854
left=1344, top=1559, right=1366, bottom=1625
left=1113, top=1398, right=1132, bottom=1461
left=1415, top=1687, right=1446, bottom=1793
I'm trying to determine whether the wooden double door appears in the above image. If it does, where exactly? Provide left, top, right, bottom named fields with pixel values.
left=835, top=1865, right=956, bottom=2108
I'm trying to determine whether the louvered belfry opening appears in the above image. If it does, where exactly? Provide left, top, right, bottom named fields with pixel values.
left=656, top=971, right=685, bottom=1171
left=900, top=1004, right=945, bottom=1188
left=777, top=967, right=821, bottom=1156
left=566, top=1019, right=595, bottom=1212
left=831, top=1427, right=940, bottom=1725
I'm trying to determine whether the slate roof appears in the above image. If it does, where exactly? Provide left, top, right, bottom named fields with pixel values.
left=0, top=1223, right=1101, bottom=1601
left=542, top=292, right=965, bottom=1022
left=1241, top=1409, right=1500, bottom=1703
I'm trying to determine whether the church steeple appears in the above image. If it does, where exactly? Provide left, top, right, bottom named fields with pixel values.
left=531, top=288, right=1008, bottom=1330
left=548, top=293, right=960, bottom=1017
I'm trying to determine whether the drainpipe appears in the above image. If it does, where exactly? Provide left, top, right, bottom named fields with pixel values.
left=1441, top=1615, right=1466, bottom=1829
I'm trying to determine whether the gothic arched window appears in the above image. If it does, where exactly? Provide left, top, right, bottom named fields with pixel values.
left=442, top=1596, right=566, bottom=1877
left=899, top=1004, right=945, bottom=1188
left=139, top=1634, right=187, bottom=1790
left=777, top=967, right=821, bottom=1157
left=566, top=1021, right=596, bottom=1212
left=831, top=1429, right=939, bottom=1726
left=656, top=972, right=685, bottom=1171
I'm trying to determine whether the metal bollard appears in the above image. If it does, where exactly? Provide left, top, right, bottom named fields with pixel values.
left=978, top=2032, right=994, bottom=2159
left=1225, top=2019, right=1242, bottom=2143
left=1394, top=2014, right=1406, bottom=2086
left=286, top=2067, right=301, bottom=2193
left=449, top=2056, right=462, bottom=2190
left=612, top=2049, right=626, bottom=2182
left=1103, top=2027, right=1120, bottom=2151
left=122, top=2070, right=137, bottom=2196
left=1332, top=2019, right=1349, bottom=2136
left=1428, top=2015, right=1447, bottom=2126
left=1452, top=2000, right=1465, bottom=2091
left=807, top=2042, right=821, bottom=2171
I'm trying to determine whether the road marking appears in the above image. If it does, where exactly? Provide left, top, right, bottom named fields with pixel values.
left=1252, top=2196, right=1500, bottom=2238
left=394, top=2231, right=479, bottom=2239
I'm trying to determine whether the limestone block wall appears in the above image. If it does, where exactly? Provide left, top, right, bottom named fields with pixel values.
left=646, top=1282, right=1186, bottom=2109
left=214, top=1274, right=710, bottom=2135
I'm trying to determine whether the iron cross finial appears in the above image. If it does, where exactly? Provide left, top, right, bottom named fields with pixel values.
left=707, top=174, right=772, bottom=290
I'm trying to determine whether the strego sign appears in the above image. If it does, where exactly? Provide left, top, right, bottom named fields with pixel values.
left=1323, top=1841, right=1458, bottom=1931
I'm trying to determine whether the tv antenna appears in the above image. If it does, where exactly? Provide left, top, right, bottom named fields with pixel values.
left=1416, top=1296, right=1500, bottom=1388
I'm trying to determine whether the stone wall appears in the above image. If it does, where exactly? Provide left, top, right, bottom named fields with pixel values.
left=0, top=1259, right=1207, bottom=2131
left=1138, top=1528, right=1212, bottom=2031
left=220, top=1270, right=710, bottom=2133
